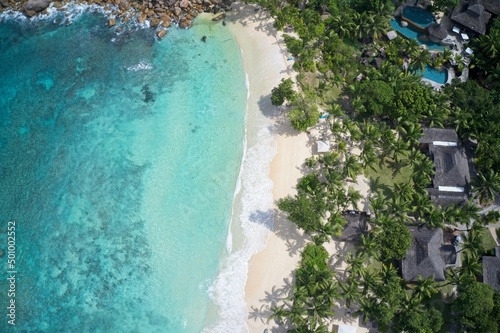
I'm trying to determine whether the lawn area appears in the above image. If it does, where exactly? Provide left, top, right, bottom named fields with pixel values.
left=479, top=227, right=497, bottom=253
left=365, top=156, right=413, bottom=193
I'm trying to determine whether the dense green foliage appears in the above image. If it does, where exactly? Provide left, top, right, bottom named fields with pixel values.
left=471, top=17, right=500, bottom=90
left=453, top=282, right=500, bottom=332
left=271, top=78, right=297, bottom=106
left=258, top=0, right=500, bottom=331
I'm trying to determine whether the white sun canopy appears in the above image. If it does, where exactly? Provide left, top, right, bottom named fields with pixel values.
left=316, top=140, right=330, bottom=153
left=338, top=324, right=357, bottom=333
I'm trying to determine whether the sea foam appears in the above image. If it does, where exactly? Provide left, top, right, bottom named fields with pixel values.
left=205, top=70, right=277, bottom=332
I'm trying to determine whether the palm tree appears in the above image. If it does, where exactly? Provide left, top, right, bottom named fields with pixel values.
left=346, top=252, right=366, bottom=276
left=357, top=297, right=378, bottom=323
left=343, top=155, right=362, bottom=182
left=442, top=48, right=453, bottom=65
left=360, top=267, right=381, bottom=294
left=477, top=32, right=500, bottom=60
left=379, top=263, right=398, bottom=284
left=358, top=233, right=379, bottom=259
left=460, top=252, right=482, bottom=278
left=360, top=142, right=378, bottom=172
left=402, top=38, right=420, bottom=58
left=411, top=155, right=435, bottom=188
left=458, top=229, right=482, bottom=255
left=330, top=15, right=355, bottom=39
left=346, top=186, right=362, bottom=210
left=413, top=275, right=439, bottom=301
left=392, top=182, right=415, bottom=206
left=392, top=137, right=410, bottom=165
left=340, top=279, right=361, bottom=308
left=417, top=204, right=446, bottom=229
left=365, top=14, right=388, bottom=41
left=410, top=49, right=432, bottom=73
left=397, top=122, right=423, bottom=146
left=412, top=188, right=434, bottom=221
left=459, top=201, right=481, bottom=226
left=472, top=169, right=500, bottom=205
left=370, top=192, right=388, bottom=214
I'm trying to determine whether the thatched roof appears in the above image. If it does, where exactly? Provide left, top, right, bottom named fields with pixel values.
left=428, top=23, right=448, bottom=40
left=427, top=188, right=469, bottom=207
left=420, top=128, right=471, bottom=207
left=483, top=0, right=500, bottom=14
left=402, top=227, right=456, bottom=281
left=452, top=0, right=492, bottom=35
left=430, top=145, right=470, bottom=189
left=483, top=246, right=500, bottom=291
left=420, top=128, right=459, bottom=143
left=339, top=212, right=370, bottom=242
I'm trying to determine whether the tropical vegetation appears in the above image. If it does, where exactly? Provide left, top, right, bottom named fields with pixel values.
left=249, top=0, right=500, bottom=331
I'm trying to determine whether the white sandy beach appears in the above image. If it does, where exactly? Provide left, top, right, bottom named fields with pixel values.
left=225, top=4, right=371, bottom=333
left=225, top=4, right=310, bottom=332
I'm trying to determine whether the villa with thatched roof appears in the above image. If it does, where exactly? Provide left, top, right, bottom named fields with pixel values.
left=402, top=227, right=458, bottom=282
left=482, top=246, right=500, bottom=291
left=451, top=0, right=493, bottom=35
left=420, top=128, right=472, bottom=208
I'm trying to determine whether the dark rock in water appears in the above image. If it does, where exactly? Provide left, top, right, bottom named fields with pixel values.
left=222, top=21, right=226, bottom=26
left=201, top=35, right=207, bottom=42
left=24, top=0, right=50, bottom=12
left=141, top=84, right=155, bottom=103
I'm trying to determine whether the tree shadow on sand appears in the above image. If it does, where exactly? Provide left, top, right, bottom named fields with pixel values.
left=273, top=208, right=309, bottom=257
left=257, top=94, right=301, bottom=137
left=248, top=275, right=296, bottom=331
left=249, top=209, right=275, bottom=231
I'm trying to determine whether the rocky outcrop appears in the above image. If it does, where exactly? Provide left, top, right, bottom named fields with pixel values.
left=5, top=0, right=235, bottom=38
left=24, top=0, right=49, bottom=16
left=156, top=29, right=167, bottom=38
left=25, top=0, right=50, bottom=11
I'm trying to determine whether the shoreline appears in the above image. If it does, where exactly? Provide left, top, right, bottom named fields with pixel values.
left=223, top=4, right=311, bottom=333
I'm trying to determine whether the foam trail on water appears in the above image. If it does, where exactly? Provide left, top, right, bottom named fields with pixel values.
left=205, top=67, right=277, bottom=332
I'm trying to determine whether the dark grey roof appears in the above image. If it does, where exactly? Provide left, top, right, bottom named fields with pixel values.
left=428, top=23, right=448, bottom=40
left=427, top=188, right=469, bottom=207
left=420, top=128, right=459, bottom=144
left=483, top=246, right=500, bottom=291
left=452, top=0, right=492, bottom=35
left=483, top=0, right=500, bottom=14
left=402, top=227, right=454, bottom=281
left=440, top=244, right=458, bottom=265
left=339, top=213, right=369, bottom=242
left=420, top=128, right=471, bottom=206
left=429, top=145, right=471, bottom=189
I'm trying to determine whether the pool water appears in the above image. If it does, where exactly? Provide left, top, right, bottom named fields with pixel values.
left=418, top=65, right=448, bottom=84
left=402, top=6, right=436, bottom=29
left=390, top=19, right=445, bottom=51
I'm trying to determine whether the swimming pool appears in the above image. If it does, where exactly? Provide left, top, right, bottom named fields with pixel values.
left=390, top=19, right=445, bottom=51
left=418, top=65, right=448, bottom=84
left=402, top=6, right=436, bottom=30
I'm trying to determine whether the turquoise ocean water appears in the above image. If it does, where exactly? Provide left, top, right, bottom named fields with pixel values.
left=0, top=7, right=246, bottom=332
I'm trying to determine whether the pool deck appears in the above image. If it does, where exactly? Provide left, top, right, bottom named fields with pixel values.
left=392, top=3, right=470, bottom=88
